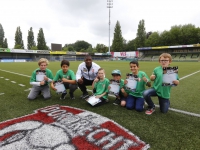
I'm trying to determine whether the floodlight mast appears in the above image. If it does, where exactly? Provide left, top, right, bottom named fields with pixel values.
left=107, top=0, right=113, bottom=53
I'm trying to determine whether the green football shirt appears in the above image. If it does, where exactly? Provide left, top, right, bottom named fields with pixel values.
left=128, top=71, right=150, bottom=98
left=94, top=78, right=110, bottom=100
left=53, top=69, right=76, bottom=81
left=153, top=66, right=179, bottom=99
left=30, top=68, right=54, bottom=86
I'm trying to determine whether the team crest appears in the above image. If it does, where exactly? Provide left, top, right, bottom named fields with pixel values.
left=0, top=105, right=150, bottom=149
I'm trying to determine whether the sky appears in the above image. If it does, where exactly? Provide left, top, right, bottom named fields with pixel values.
left=0, top=0, right=200, bottom=49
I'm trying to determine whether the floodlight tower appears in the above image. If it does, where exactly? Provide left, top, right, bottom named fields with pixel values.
left=107, top=0, right=113, bottom=53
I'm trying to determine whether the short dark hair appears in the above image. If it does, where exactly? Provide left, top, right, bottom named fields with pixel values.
left=61, top=60, right=70, bottom=67
left=130, top=60, right=139, bottom=67
left=84, top=55, right=92, bottom=60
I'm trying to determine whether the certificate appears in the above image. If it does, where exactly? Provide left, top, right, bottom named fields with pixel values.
left=125, top=73, right=138, bottom=92
left=36, top=70, right=46, bottom=81
left=86, top=96, right=101, bottom=106
left=54, top=82, right=65, bottom=93
left=36, top=75, right=45, bottom=82
left=109, top=79, right=120, bottom=95
left=162, top=66, right=178, bottom=86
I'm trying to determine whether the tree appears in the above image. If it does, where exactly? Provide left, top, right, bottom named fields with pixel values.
left=145, top=32, right=160, bottom=47
left=14, top=26, right=24, bottom=49
left=68, top=46, right=74, bottom=51
left=95, top=44, right=108, bottom=53
left=179, top=24, right=199, bottom=44
left=159, top=30, right=173, bottom=46
left=73, top=40, right=91, bottom=52
left=3, top=38, right=8, bottom=48
left=27, top=27, right=36, bottom=49
left=125, top=39, right=136, bottom=51
left=169, top=25, right=181, bottom=45
left=112, top=20, right=124, bottom=52
left=37, top=28, right=47, bottom=50
left=0, top=23, right=4, bottom=48
left=135, top=19, right=146, bottom=48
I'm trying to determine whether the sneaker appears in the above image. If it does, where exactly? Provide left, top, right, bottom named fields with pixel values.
left=80, top=92, right=89, bottom=99
left=60, top=93, right=67, bottom=100
left=70, top=93, right=75, bottom=100
left=145, top=107, right=155, bottom=115
left=113, top=98, right=121, bottom=105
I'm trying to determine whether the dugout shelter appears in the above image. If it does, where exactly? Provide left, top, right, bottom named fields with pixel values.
left=137, top=44, right=200, bottom=62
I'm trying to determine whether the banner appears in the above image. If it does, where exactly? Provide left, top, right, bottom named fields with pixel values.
left=11, top=49, right=37, bottom=53
left=49, top=51, right=66, bottom=54
left=0, top=48, right=10, bottom=52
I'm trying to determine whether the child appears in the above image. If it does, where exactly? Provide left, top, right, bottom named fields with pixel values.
left=91, top=68, right=110, bottom=106
left=28, top=58, right=54, bottom=100
left=143, top=53, right=179, bottom=115
left=109, top=69, right=128, bottom=106
left=51, top=60, right=77, bottom=100
left=125, top=60, right=151, bottom=112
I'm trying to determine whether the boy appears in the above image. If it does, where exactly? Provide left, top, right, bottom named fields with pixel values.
left=51, top=60, right=77, bottom=100
left=110, top=69, right=128, bottom=106
left=143, top=53, right=179, bottom=115
left=125, top=60, right=151, bottom=112
left=28, top=58, right=54, bottom=100
left=91, top=68, right=110, bottom=106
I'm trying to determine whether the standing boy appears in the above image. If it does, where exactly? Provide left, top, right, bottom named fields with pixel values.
left=51, top=60, right=77, bottom=100
left=143, top=53, right=179, bottom=115
left=125, top=60, right=151, bottom=112
left=28, top=58, right=54, bottom=100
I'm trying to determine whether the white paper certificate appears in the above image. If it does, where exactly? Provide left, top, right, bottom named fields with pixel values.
left=36, top=74, right=45, bottom=82
left=86, top=96, right=101, bottom=106
left=125, top=79, right=137, bottom=92
left=162, top=66, right=178, bottom=86
left=55, top=83, right=65, bottom=93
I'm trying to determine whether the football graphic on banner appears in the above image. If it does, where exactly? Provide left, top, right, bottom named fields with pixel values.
left=0, top=105, right=150, bottom=150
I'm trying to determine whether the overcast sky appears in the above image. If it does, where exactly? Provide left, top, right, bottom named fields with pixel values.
left=0, top=0, right=200, bottom=49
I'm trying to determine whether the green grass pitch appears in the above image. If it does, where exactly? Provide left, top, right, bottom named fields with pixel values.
left=0, top=61, right=200, bottom=149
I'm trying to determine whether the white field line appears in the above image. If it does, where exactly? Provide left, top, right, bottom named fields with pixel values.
left=0, top=69, right=200, bottom=117
left=0, top=69, right=30, bottom=78
left=179, top=70, right=200, bottom=80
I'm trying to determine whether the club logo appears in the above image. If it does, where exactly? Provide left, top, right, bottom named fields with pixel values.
left=0, top=105, right=150, bottom=149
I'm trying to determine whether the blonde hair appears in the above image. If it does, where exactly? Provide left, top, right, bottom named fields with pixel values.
left=159, top=53, right=172, bottom=62
left=38, top=58, right=49, bottom=66
left=98, top=68, right=105, bottom=73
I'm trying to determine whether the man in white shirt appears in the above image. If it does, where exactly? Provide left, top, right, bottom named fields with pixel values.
left=76, top=55, right=100, bottom=99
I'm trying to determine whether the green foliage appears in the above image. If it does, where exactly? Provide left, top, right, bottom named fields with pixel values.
left=27, top=27, right=36, bottom=49
left=68, top=46, right=74, bottom=51
left=159, top=30, right=173, bottom=46
left=14, top=26, right=24, bottom=49
left=125, top=39, right=136, bottom=51
left=136, top=19, right=146, bottom=48
left=112, top=20, right=124, bottom=52
left=73, top=40, right=92, bottom=52
left=3, top=38, right=8, bottom=48
left=95, top=43, right=108, bottom=53
left=30, top=46, right=38, bottom=50
left=37, top=28, right=47, bottom=50
left=145, top=32, right=160, bottom=47
left=0, top=23, right=4, bottom=48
